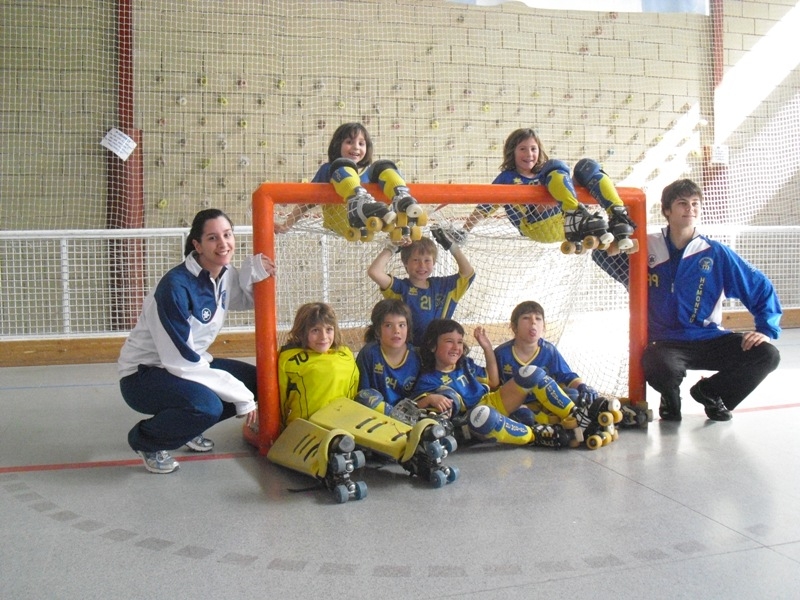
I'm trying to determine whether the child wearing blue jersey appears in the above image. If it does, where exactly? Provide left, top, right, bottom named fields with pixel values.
left=275, top=122, right=424, bottom=241
left=494, top=301, right=601, bottom=424
left=368, top=237, right=475, bottom=347
left=410, top=319, right=571, bottom=448
left=355, top=299, right=421, bottom=415
left=461, top=127, right=636, bottom=284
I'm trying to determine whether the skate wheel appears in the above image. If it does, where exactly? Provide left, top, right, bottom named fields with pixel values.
left=406, top=204, right=424, bottom=219
left=440, top=435, right=458, bottom=454
left=363, top=230, right=375, bottom=242
left=390, top=228, right=405, bottom=242
left=617, top=237, right=634, bottom=251
left=598, top=412, right=614, bottom=427
left=330, top=454, right=348, bottom=475
left=365, top=216, right=383, bottom=232
left=333, top=484, right=349, bottom=504
left=626, top=239, right=640, bottom=254
left=345, top=228, right=362, bottom=242
left=612, top=430, right=620, bottom=442
left=410, top=226, right=422, bottom=241
left=416, top=212, right=428, bottom=226
left=446, top=465, right=460, bottom=483
left=561, top=416, right=579, bottom=430
left=611, top=409, right=624, bottom=424
left=560, top=240, right=577, bottom=255
left=354, top=481, right=368, bottom=500
left=582, top=235, right=599, bottom=250
left=336, top=435, right=355, bottom=453
left=599, top=431, right=612, bottom=446
left=351, top=450, right=366, bottom=469
left=430, top=470, right=447, bottom=489
left=586, top=435, right=603, bottom=450
left=424, top=440, right=444, bottom=460
left=396, top=213, right=409, bottom=227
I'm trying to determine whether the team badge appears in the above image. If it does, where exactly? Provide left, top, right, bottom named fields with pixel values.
left=699, top=257, right=713, bottom=272
left=201, top=307, right=212, bottom=322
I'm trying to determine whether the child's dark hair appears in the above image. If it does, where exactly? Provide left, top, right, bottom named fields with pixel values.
left=500, top=128, right=549, bottom=174
left=660, top=178, right=703, bottom=217
left=284, top=302, right=342, bottom=350
left=510, top=301, right=545, bottom=332
left=185, top=208, right=232, bottom=256
left=399, top=237, right=438, bottom=265
left=327, top=122, right=373, bottom=168
left=364, top=299, right=413, bottom=344
left=419, top=319, right=468, bottom=372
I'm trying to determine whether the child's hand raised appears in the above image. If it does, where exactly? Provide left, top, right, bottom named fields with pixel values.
left=473, top=326, right=492, bottom=350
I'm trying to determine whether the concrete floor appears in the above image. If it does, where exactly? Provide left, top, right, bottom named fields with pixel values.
left=1, top=330, right=799, bottom=599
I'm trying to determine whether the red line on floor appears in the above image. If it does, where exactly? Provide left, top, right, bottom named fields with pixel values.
left=0, top=452, right=253, bottom=474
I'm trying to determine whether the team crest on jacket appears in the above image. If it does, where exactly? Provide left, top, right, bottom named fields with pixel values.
left=699, top=257, right=713, bottom=272
left=648, top=253, right=657, bottom=267
left=201, top=308, right=212, bottom=322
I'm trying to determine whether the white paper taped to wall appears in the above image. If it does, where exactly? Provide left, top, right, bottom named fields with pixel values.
left=100, top=128, right=137, bottom=161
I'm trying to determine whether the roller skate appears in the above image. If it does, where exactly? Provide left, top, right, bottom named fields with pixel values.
left=370, top=160, right=427, bottom=243
left=618, top=398, right=652, bottom=429
left=309, top=397, right=459, bottom=489
left=605, top=205, right=639, bottom=256
left=388, top=188, right=427, bottom=243
left=267, top=420, right=368, bottom=504
left=344, top=188, right=396, bottom=243
left=560, top=205, right=614, bottom=255
left=400, top=418, right=460, bottom=488
left=389, top=398, right=455, bottom=438
left=561, top=396, right=623, bottom=450
left=329, top=157, right=396, bottom=242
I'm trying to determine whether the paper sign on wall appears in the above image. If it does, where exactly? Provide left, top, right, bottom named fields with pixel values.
left=100, top=128, right=137, bottom=161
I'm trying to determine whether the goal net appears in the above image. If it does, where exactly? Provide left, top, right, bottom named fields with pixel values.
left=249, top=182, right=647, bottom=450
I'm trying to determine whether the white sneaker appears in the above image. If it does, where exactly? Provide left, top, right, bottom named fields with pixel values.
left=137, top=450, right=179, bottom=474
left=185, top=435, right=214, bottom=452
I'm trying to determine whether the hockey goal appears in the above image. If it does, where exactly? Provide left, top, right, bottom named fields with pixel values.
left=249, top=182, right=647, bottom=453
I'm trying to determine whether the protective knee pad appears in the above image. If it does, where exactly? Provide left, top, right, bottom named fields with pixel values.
left=468, top=405, right=533, bottom=446
left=528, top=375, right=574, bottom=417
left=573, top=158, right=621, bottom=210
left=355, top=388, right=388, bottom=415
left=509, top=405, right=536, bottom=427
left=330, top=157, right=359, bottom=176
left=513, top=364, right=547, bottom=390
left=368, top=159, right=399, bottom=183
left=538, top=159, right=579, bottom=211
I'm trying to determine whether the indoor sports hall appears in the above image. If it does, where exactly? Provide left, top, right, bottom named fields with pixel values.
left=2, top=1, right=799, bottom=598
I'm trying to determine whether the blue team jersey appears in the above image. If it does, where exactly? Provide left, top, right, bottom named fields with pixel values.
left=383, top=272, right=475, bottom=346
left=494, top=338, right=579, bottom=402
left=647, top=227, right=782, bottom=342
left=356, top=341, right=421, bottom=407
left=412, top=357, right=490, bottom=411
left=474, top=170, right=561, bottom=233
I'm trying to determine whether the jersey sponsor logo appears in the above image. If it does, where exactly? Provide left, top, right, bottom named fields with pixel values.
left=699, top=257, right=713, bottom=272
left=373, top=363, right=385, bottom=374
left=201, top=307, right=212, bottom=322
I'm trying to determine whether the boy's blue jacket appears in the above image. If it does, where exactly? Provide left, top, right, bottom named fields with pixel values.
left=647, top=227, right=782, bottom=343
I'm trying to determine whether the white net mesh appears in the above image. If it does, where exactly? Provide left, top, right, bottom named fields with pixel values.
left=1, top=0, right=797, bottom=350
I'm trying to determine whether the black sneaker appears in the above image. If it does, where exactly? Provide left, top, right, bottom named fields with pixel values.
left=658, top=396, right=682, bottom=422
left=690, top=381, right=732, bottom=422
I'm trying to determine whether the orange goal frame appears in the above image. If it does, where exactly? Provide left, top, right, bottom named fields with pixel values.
left=248, top=182, right=648, bottom=455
